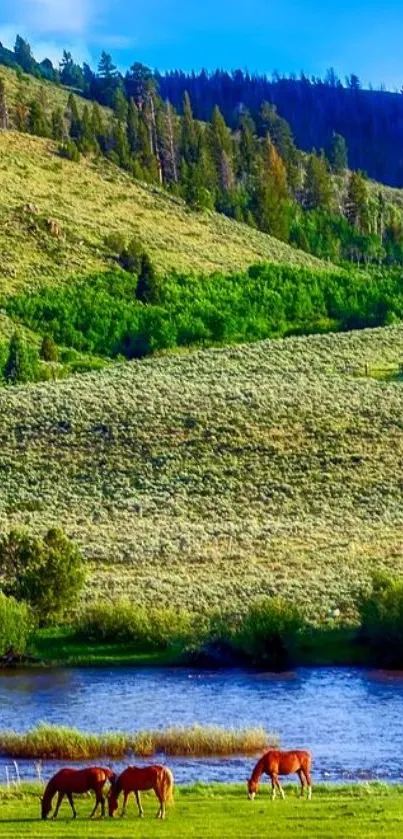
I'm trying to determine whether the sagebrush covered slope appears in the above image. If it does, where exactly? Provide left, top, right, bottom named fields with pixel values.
left=0, top=130, right=329, bottom=294
left=0, top=326, right=403, bottom=618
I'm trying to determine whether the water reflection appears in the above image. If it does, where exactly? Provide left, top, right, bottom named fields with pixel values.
left=1, top=666, right=403, bottom=784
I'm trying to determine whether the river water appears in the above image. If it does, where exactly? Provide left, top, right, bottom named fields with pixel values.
left=0, top=666, right=402, bottom=785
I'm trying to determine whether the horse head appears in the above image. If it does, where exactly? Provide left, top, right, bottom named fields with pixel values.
left=41, top=796, right=52, bottom=820
left=247, top=777, right=258, bottom=800
left=107, top=785, right=119, bottom=817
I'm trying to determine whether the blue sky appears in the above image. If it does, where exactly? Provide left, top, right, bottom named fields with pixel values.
left=0, top=0, right=403, bottom=89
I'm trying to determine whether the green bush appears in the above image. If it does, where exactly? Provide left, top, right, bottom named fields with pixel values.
left=104, top=232, right=127, bottom=255
left=76, top=601, right=193, bottom=650
left=3, top=331, right=39, bottom=384
left=359, top=574, right=403, bottom=664
left=0, top=593, right=33, bottom=656
left=58, top=139, right=80, bottom=162
left=231, top=596, right=306, bottom=668
left=0, top=528, right=86, bottom=625
left=40, top=334, right=59, bottom=362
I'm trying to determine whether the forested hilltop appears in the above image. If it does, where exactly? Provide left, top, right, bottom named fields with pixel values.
left=2, top=36, right=403, bottom=268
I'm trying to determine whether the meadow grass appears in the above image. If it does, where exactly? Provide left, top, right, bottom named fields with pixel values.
left=0, top=724, right=273, bottom=760
left=0, top=783, right=403, bottom=838
left=1, top=325, right=403, bottom=619
left=0, top=128, right=329, bottom=295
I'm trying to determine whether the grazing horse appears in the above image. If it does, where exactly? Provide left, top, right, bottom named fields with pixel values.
left=247, top=749, right=312, bottom=800
left=108, top=765, right=174, bottom=819
left=41, top=767, right=115, bottom=820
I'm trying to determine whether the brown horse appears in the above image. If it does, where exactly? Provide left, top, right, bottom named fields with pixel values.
left=108, top=765, right=174, bottom=819
left=41, top=767, right=115, bottom=820
left=247, top=749, right=312, bottom=800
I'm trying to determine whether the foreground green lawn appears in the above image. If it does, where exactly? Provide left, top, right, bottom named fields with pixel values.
left=1, top=785, right=403, bottom=839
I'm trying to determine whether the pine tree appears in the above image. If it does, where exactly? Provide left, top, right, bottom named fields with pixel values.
left=143, top=84, right=163, bottom=183
left=304, top=154, right=333, bottom=211
left=51, top=108, right=65, bottom=141
left=4, top=332, right=38, bottom=384
left=59, top=51, right=85, bottom=89
left=125, top=63, right=153, bottom=107
left=137, top=111, right=159, bottom=180
left=328, top=133, right=348, bottom=174
left=14, top=36, right=35, bottom=73
left=345, top=171, right=369, bottom=232
left=181, top=92, right=199, bottom=165
left=97, top=52, right=119, bottom=107
left=159, top=100, right=179, bottom=184
left=28, top=99, right=49, bottom=137
left=80, top=105, right=95, bottom=152
left=113, top=87, right=128, bottom=122
left=66, top=94, right=82, bottom=141
left=109, top=119, right=130, bottom=168
left=252, top=138, right=290, bottom=240
left=91, top=103, right=106, bottom=149
left=238, top=112, right=256, bottom=179
left=208, top=106, right=234, bottom=193
left=98, top=52, right=117, bottom=79
left=126, top=98, right=139, bottom=155
left=0, top=78, right=9, bottom=130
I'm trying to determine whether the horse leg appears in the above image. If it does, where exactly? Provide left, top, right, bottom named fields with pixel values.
left=120, top=791, right=129, bottom=817
left=156, top=791, right=165, bottom=820
left=135, top=791, right=144, bottom=818
left=297, top=769, right=305, bottom=798
left=52, top=792, right=64, bottom=819
left=274, top=775, right=285, bottom=800
left=66, top=792, right=77, bottom=819
left=89, top=788, right=103, bottom=819
left=270, top=774, right=276, bottom=800
left=304, top=770, right=313, bottom=800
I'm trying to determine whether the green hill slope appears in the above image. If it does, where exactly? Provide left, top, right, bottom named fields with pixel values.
left=1, top=325, right=403, bottom=619
left=0, top=130, right=329, bottom=296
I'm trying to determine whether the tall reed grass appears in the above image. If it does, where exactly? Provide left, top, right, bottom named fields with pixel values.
left=0, top=723, right=276, bottom=760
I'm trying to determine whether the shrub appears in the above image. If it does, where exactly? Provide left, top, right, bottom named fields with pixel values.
left=76, top=601, right=193, bottom=650
left=104, top=232, right=127, bottom=255
left=231, top=596, right=306, bottom=668
left=0, top=593, right=33, bottom=656
left=359, top=574, right=403, bottom=664
left=40, top=334, right=59, bottom=362
left=0, top=528, right=86, bottom=625
left=118, top=237, right=143, bottom=273
left=3, top=331, right=39, bottom=384
left=58, top=139, right=80, bottom=162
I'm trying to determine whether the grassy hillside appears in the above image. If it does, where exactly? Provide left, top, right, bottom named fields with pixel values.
left=0, top=325, right=403, bottom=620
left=0, top=65, right=102, bottom=117
left=0, top=129, right=329, bottom=296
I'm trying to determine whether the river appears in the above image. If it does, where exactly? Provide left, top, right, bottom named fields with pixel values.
left=0, top=666, right=402, bottom=785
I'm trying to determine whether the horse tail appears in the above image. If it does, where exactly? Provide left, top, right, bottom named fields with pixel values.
left=158, top=767, right=174, bottom=806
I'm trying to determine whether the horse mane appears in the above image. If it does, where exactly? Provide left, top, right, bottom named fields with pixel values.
left=110, top=773, right=122, bottom=795
left=42, top=776, right=56, bottom=807
left=250, top=755, right=266, bottom=783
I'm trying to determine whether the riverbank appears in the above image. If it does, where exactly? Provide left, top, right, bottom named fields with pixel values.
left=26, top=625, right=371, bottom=669
left=0, top=783, right=402, bottom=838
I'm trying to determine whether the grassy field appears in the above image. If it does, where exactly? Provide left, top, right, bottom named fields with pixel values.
left=0, top=325, right=403, bottom=620
left=1, top=784, right=403, bottom=838
left=0, top=127, right=329, bottom=297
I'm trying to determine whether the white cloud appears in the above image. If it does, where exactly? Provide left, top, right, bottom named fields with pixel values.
left=18, top=0, right=94, bottom=35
